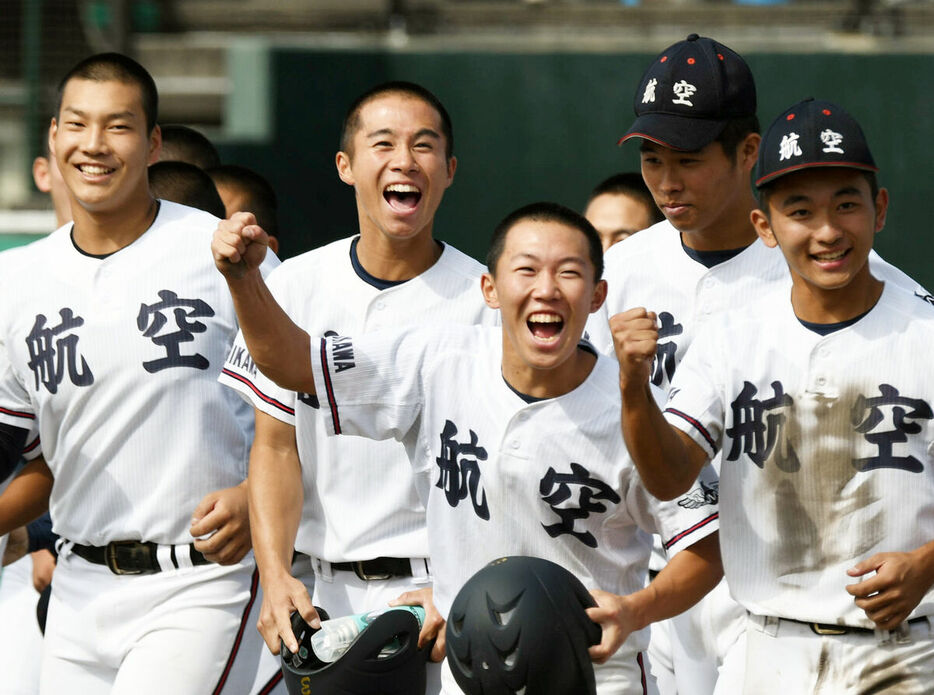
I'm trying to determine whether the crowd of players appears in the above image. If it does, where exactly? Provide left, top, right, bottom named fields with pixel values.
left=0, top=30, right=931, bottom=695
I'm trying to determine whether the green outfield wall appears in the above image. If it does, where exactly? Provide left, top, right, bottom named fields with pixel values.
left=215, top=49, right=933, bottom=291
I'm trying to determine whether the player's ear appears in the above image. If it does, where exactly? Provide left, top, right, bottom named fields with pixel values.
left=48, top=120, right=57, bottom=162
left=336, top=151, right=355, bottom=187
left=480, top=272, right=500, bottom=309
left=590, top=279, right=608, bottom=314
left=445, top=155, right=457, bottom=187
left=873, top=187, right=889, bottom=234
left=148, top=124, right=162, bottom=165
left=33, top=157, right=51, bottom=193
left=739, top=133, right=761, bottom=172
left=750, top=208, right=777, bottom=248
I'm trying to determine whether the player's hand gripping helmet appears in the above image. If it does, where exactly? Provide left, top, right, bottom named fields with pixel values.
left=445, top=556, right=602, bottom=695
left=280, top=607, right=430, bottom=695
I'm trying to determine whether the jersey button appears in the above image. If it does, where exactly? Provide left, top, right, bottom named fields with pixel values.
left=510, top=440, right=520, bottom=449
left=375, top=300, right=386, bottom=310
left=816, top=376, right=827, bottom=386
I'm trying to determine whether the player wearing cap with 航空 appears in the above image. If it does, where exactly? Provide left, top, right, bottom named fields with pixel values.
left=615, top=96, right=934, bottom=694
left=588, top=34, right=930, bottom=695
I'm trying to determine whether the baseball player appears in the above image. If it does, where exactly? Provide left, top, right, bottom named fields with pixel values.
left=615, top=97, right=934, bottom=693
left=584, top=172, right=663, bottom=252
left=0, top=52, right=277, bottom=693
left=213, top=199, right=725, bottom=693
left=218, top=81, right=496, bottom=695
left=587, top=34, right=929, bottom=695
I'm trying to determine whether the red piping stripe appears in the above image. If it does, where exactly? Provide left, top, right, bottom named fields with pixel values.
left=319, top=338, right=342, bottom=435
left=212, top=567, right=260, bottom=695
left=664, top=512, right=719, bottom=550
left=257, top=671, right=283, bottom=694
left=0, top=406, right=34, bottom=420
left=221, top=369, right=295, bottom=416
left=665, top=408, right=717, bottom=451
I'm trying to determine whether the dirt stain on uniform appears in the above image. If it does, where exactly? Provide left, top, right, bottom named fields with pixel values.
left=768, top=385, right=885, bottom=579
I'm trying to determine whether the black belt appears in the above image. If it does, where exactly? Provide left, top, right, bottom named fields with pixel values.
left=330, top=557, right=413, bottom=581
left=781, top=616, right=929, bottom=636
left=70, top=540, right=210, bottom=575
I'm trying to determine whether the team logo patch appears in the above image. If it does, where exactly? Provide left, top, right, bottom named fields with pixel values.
left=672, top=80, right=697, bottom=106
left=329, top=336, right=355, bottom=373
left=26, top=308, right=94, bottom=393
left=226, top=344, right=257, bottom=377
left=539, top=462, right=621, bottom=548
left=435, top=419, right=489, bottom=520
left=677, top=480, right=719, bottom=509
left=137, top=289, right=214, bottom=373
left=642, top=78, right=658, bottom=104
left=820, top=129, right=844, bottom=154
left=779, top=132, right=803, bottom=161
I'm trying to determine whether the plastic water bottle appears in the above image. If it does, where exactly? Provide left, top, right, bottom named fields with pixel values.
left=310, top=605, right=426, bottom=662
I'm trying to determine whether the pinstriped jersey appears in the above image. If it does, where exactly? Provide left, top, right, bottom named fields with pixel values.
left=665, top=282, right=934, bottom=627
left=310, top=324, right=720, bottom=666
left=219, top=237, right=497, bottom=562
left=0, top=201, right=278, bottom=546
left=586, top=219, right=929, bottom=392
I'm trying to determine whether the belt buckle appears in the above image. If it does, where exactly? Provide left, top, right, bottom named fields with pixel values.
left=106, top=541, right=153, bottom=575
left=352, top=560, right=392, bottom=581
left=810, top=623, right=849, bottom=636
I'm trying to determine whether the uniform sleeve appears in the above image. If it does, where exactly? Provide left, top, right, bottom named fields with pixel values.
left=626, top=463, right=720, bottom=558
left=310, top=328, right=426, bottom=443
left=219, top=329, right=297, bottom=425
left=662, top=326, right=726, bottom=460
left=0, top=327, right=35, bottom=432
left=218, top=259, right=295, bottom=423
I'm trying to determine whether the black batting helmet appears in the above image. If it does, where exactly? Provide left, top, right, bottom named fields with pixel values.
left=445, top=556, right=602, bottom=695
left=280, top=607, right=430, bottom=695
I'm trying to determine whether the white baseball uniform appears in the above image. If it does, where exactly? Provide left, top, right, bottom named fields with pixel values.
left=0, top=200, right=277, bottom=694
left=587, top=219, right=930, bottom=695
left=308, top=323, right=721, bottom=694
left=220, top=236, right=496, bottom=693
left=666, top=280, right=934, bottom=693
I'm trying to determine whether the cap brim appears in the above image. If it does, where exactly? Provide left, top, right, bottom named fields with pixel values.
left=755, top=160, right=880, bottom=188
left=619, top=113, right=728, bottom=151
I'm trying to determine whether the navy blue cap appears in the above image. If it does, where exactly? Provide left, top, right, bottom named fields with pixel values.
left=755, top=98, right=877, bottom=188
left=620, top=34, right=757, bottom=152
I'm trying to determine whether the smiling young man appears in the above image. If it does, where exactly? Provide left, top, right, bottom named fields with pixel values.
left=214, top=200, right=723, bottom=694
left=586, top=35, right=929, bottom=695
left=616, top=98, right=934, bottom=694
left=217, top=82, right=496, bottom=694
left=0, top=53, right=277, bottom=693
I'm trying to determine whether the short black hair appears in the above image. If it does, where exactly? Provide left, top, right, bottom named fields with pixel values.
left=149, top=161, right=225, bottom=218
left=714, top=115, right=760, bottom=164
left=159, top=125, right=220, bottom=170
left=56, top=52, right=158, bottom=134
left=486, top=202, right=604, bottom=282
left=587, top=172, right=664, bottom=226
left=340, top=81, right=453, bottom=160
left=208, top=164, right=279, bottom=240
left=756, top=170, right=880, bottom=215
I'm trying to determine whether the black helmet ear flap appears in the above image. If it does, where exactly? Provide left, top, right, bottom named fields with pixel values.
left=280, top=607, right=430, bottom=695
left=446, top=556, right=601, bottom=695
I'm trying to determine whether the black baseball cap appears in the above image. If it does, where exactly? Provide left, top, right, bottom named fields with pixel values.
left=620, top=34, right=757, bottom=152
left=755, top=98, right=877, bottom=188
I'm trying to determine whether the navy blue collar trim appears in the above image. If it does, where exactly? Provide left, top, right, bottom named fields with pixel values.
left=681, top=238, right=749, bottom=268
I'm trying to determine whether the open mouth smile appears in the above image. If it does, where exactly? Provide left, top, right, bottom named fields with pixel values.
left=527, top=312, right=564, bottom=343
left=384, top=183, right=422, bottom=212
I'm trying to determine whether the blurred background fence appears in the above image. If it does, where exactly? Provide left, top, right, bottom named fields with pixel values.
left=2, top=0, right=933, bottom=285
